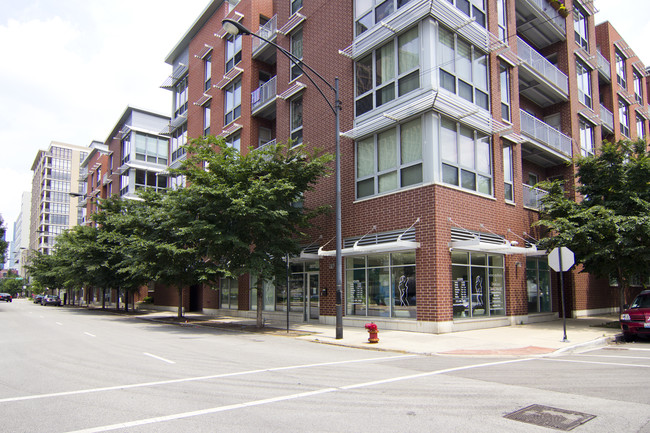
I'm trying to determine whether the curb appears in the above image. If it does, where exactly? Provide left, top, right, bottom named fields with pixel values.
left=549, top=335, right=617, bottom=356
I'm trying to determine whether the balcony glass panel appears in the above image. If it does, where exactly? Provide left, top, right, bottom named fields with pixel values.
left=520, top=110, right=572, bottom=157
left=517, top=37, right=568, bottom=94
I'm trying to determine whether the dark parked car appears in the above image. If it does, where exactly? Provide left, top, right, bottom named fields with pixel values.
left=33, top=295, right=44, bottom=304
left=0, top=293, right=11, bottom=302
left=620, top=290, right=650, bottom=340
left=41, top=295, right=62, bottom=306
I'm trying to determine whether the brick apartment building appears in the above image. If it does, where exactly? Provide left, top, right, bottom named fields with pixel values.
left=151, top=0, right=649, bottom=333
left=80, top=107, right=170, bottom=307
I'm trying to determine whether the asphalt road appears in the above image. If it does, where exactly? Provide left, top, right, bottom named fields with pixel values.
left=1, top=299, right=649, bottom=433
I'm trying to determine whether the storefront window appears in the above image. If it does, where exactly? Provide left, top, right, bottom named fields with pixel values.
left=250, top=277, right=276, bottom=311
left=346, top=251, right=416, bottom=318
left=452, top=251, right=505, bottom=318
left=526, top=257, right=551, bottom=313
left=220, top=277, right=238, bottom=309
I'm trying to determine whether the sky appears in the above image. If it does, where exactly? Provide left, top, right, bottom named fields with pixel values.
left=1, top=0, right=650, bottom=246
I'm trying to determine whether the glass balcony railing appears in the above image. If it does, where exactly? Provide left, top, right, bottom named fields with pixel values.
left=252, top=15, right=277, bottom=57
left=600, top=104, right=614, bottom=132
left=251, top=76, right=277, bottom=113
left=522, top=184, right=548, bottom=210
left=520, top=110, right=572, bottom=157
left=517, top=37, right=568, bottom=94
left=597, top=51, right=611, bottom=81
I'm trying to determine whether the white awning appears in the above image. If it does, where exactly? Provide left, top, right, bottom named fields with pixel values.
left=318, top=239, right=420, bottom=257
left=449, top=239, right=545, bottom=256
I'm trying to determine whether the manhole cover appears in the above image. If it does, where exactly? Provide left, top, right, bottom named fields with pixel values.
left=504, top=404, right=596, bottom=431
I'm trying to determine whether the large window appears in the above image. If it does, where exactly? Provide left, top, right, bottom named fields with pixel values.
left=452, top=251, right=505, bottom=318
left=573, top=6, right=588, bottom=50
left=616, top=49, right=626, bottom=88
left=290, top=29, right=303, bottom=81
left=503, top=145, right=513, bottom=202
left=356, top=118, right=422, bottom=198
left=346, top=251, right=416, bottom=318
left=220, top=277, right=238, bottom=309
left=291, top=0, right=302, bottom=14
left=225, top=34, right=242, bottom=72
left=225, top=133, right=241, bottom=151
left=355, top=26, right=420, bottom=116
left=441, top=118, right=492, bottom=195
left=637, top=114, right=645, bottom=140
left=438, top=27, right=488, bottom=110
left=526, top=257, right=551, bottom=313
left=134, top=169, right=167, bottom=192
left=224, top=80, right=241, bottom=125
left=203, top=102, right=211, bottom=136
left=171, top=123, right=187, bottom=162
left=576, top=60, right=592, bottom=108
left=445, top=0, right=486, bottom=28
left=291, top=97, right=303, bottom=146
left=634, top=70, right=644, bottom=103
left=500, top=62, right=510, bottom=122
left=174, top=75, right=188, bottom=118
left=497, top=0, right=507, bottom=41
left=579, top=120, right=594, bottom=157
left=354, top=0, right=414, bottom=36
left=204, top=54, right=212, bottom=91
left=121, top=133, right=131, bottom=165
left=134, top=133, right=169, bottom=165
left=619, top=100, right=630, bottom=137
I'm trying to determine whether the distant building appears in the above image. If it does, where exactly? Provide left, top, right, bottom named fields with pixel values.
left=11, top=191, right=31, bottom=278
left=29, top=141, right=88, bottom=255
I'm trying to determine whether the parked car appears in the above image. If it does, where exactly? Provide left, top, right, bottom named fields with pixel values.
left=33, top=295, right=44, bottom=304
left=620, top=289, right=650, bottom=340
left=0, top=293, right=12, bottom=302
left=42, top=295, right=62, bottom=306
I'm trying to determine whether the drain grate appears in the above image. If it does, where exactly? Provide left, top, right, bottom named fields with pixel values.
left=504, top=404, right=596, bottom=431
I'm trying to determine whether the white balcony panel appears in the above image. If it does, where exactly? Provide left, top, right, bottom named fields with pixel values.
left=251, top=76, right=277, bottom=119
left=597, top=51, right=611, bottom=82
left=252, top=15, right=278, bottom=63
left=517, top=37, right=568, bottom=106
left=520, top=110, right=572, bottom=166
left=600, top=104, right=614, bottom=133
left=522, top=183, right=547, bottom=210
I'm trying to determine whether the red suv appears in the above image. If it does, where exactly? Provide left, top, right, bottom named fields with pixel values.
left=620, top=290, right=650, bottom=340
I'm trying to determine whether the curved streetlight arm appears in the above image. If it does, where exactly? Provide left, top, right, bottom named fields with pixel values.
left=222, top=19, right=338, bottom=115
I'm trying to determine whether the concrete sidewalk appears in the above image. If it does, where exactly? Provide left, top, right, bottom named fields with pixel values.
left=135, top=309, right=622, bottom=356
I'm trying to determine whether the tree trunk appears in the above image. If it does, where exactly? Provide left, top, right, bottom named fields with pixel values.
left=617, top=268, right=628, bottom=317
left=116, top=288, right=121, bottom=310
left=125, top=291, right=129, bottom=312
left=102, top=288, right=106, bottom=309
left=178, top=286, right=183, bottom=318
left=256, top=278, right=264, bottom=328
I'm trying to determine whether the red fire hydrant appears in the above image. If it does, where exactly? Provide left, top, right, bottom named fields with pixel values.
left=365, top=322, right=379, bottom=343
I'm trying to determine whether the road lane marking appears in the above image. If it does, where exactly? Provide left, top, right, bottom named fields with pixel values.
left=56, top=322, right=63, bottom=326
left=0, top=354, right=415, bottom=404
left=144, top=352, right=175, bottom=364
left=544, top=358, right=650, bottom=368
left=84, top=332, right=96, bottom=337
left=578, top=354, right=650, bottom=361
left=64, top=358, right=531, bottom=433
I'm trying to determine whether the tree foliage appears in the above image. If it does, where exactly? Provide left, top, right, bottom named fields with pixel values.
left=0, top=215, right=7, bottom=266
left=173, top=136, right=332, bottom=326
left=536, top=139, right=650, bottom=313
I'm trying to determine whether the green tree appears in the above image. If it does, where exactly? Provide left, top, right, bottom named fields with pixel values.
left=174, top=136, right=332, bottom=327
left=0, top=270, right=23, bottom=296
left=0, top=215, right=7, bottom=266
left=26, top=251, right=65, bottom=294
left=536, top=139, right=650, bottom=314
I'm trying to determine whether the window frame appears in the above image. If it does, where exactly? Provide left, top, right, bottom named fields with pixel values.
left=636, top=114, right=645, bottom=140
left=204, top=54, right=212, bottom=91
left=499, top=62, right=510, bottom=122
left=290, top=96, right=303, bottom=146
left=573, top=6, right=588, bottom=51
left=616, top=49, right=627, bottom=89
left=576, top=59, right=592, bottom=109
left=203, top=101, right=211, bottom=136
left=440, top=117, right=492, bottom=195
left=633, top=70, right=644, bottom=103
left=619, top=99, right=630, bottom=137
left=354, top=25, right=420, bottom=117
left=225, top=34, right=242, bottom=73
left=354, top=0, right=415, bottom=36
left=224, top=80, right=242, bottom=125
left=355, top=117, right=423, bottom=199
left=174, top=75, right=189, bottom=118
left=503, top=144, right=513, bottom=202
left=445, top=0, right=486, bottom=28
left=291, top=0, right=303, bottom=15
left=290, top=28, right=303, bottom=81
left=438, top=26, right=489, bottom=111
left=579, top=119, right=594, bottom=157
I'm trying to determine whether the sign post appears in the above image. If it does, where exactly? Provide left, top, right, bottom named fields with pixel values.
left=548, top=247, right=575, bottom=342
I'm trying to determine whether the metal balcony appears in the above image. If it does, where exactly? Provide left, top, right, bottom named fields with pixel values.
left=520, top=110, right=573, bottom=167
left=522, top=183, right=548, bottom=210
left=600, top=104, right=614, bottom=133
left=251, top=76, right=277, bottom=120
left=252, top=15, right=277, bottom=64
left=515, top=0, right=566, bottom=49
left=517, top=37, right=568, bottom=107
left=597, top=51, right=611, bottom=82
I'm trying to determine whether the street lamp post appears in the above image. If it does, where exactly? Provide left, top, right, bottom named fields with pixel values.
left=222, top=18, right=343, bottom=339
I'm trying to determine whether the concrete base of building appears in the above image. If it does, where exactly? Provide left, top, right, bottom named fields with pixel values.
left=572, top=306, right=618, bottom=318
